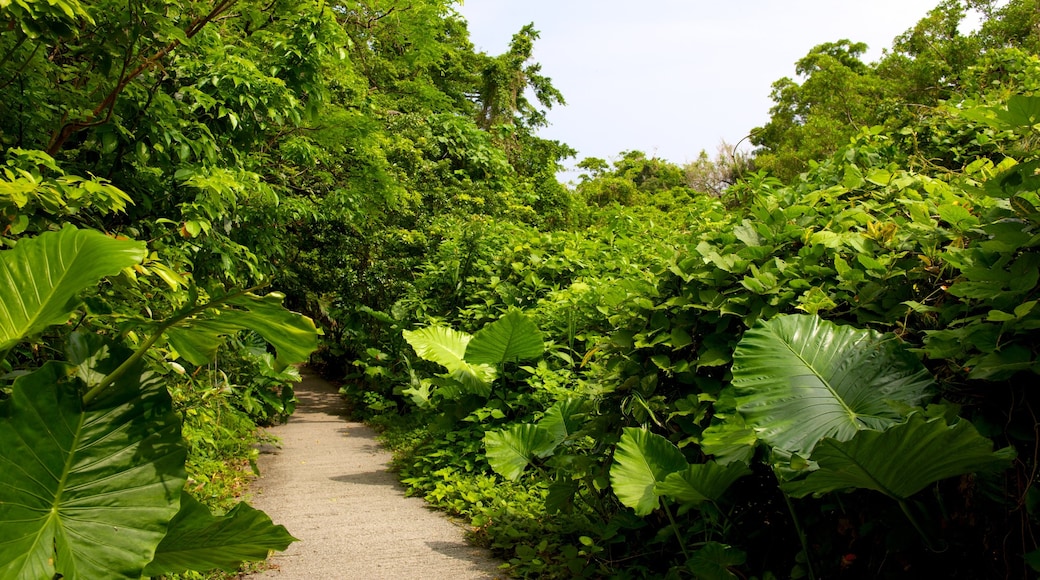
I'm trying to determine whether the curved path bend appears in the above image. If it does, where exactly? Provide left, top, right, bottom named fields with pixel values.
left=246, top=368, right=502, bottom=579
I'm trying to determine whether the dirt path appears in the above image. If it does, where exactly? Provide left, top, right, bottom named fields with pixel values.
left=246, top=368, right=503, bottom=579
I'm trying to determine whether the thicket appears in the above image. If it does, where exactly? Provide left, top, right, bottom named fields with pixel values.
left=328, top=2, right=1040, bottom=579
left=0, top=0, right=569, bottom=577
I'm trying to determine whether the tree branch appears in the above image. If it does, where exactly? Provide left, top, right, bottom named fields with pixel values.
left=45, top=0, right=239, bottom=155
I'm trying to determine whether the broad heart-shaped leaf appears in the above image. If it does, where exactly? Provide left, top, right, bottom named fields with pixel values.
left=538, top=398, right=585, bottom=447
left=730, top=314, right=933, bottom=457
left=0, top=363, right=186, bottom=579
left=984, top=159, right=1040, bottom=199
left=403, top=325, right=496, bottom=395
left=0, top=225, right=146, bottom=350
left=610, top=427, right=689, bottom=516
left=403, top=325, right=472, bottom=370
left=783, top=414, right=1015, bottom=500
left=448, top=361, right=497, bottom=397
left=655, top=461, right=750, bottom=505
left=465, top=309, right=544, bottom=365
left=686, top=542, right=746, bottom=580
left=484, top=424, right=556, bottom=480
left=165, top=292, right=318, bottom=368
left=144, top=492, right=296, bottom=575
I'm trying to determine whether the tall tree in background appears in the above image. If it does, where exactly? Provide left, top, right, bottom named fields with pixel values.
left=749, top=0, right=1040, bottom=181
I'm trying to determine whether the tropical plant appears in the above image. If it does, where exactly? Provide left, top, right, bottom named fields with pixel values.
left=0, top=226, right=316, bottom=578
left=402, top=308, right=544, bottom=402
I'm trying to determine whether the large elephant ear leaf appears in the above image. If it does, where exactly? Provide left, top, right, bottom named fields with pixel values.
left=731, top=314, right=933, bottom=457
left=655, top=461, right=750, bottom=506
left=144, top=492, right=296, bottom=575
left=610, top=428, right=689, bottom=516
left=686, top=542, right=746, bottom=580
left=465, top=309, right=544, bottom=365
left=165, top=292, right=318, bottom=369
left=0, top=363, right=186, bottom=579
left=484, top=424, right=556, bottom=481
left=538, top=398, right=585, bottom=447
left=0, top=225, right=146, bottom=350
left=403, top=325, right=472, bottom=370
left=783, top=414, right=1015, bottom=500
left=403, top=325, right=496, bottom=395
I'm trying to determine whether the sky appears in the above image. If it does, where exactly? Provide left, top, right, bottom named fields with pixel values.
left=453, top=0, right=965, bottom=175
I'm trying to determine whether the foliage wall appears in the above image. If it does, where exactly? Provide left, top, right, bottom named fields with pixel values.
left=0, top=0, right=571, bottom=576
left=335, top=2, right=1040, bottom=578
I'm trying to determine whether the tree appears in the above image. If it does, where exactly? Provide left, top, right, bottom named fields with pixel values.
left=476, top=23, right=565, bottom=131
left=682, top=142, right=754, bottom=197
left=750, top=40, right=887, bottom=180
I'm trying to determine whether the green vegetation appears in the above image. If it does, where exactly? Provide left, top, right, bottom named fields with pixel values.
left=2, top=0, right=1040, bottom=578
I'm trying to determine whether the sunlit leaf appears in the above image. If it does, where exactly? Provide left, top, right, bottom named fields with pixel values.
left=166, top=292, right=318, bottom=368
left=465, top=309, right=544, bottom=365
left=144, top=493, right=296, bottom=575
left=403, top=325, right=471, bottom=371
left=484, top=424, right=556, bottom=480
left=0, top=363, right=186, bottom=579
left=610, top=428, right=688, bottom=516
left=538, top=399, right=585, bottom=447
left=729, top=314, right=933, bottom=457
left=0, top=225, right=146, bottom=351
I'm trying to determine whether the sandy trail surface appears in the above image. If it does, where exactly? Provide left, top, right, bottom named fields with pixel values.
left=246, top=368, right=502, bottom=579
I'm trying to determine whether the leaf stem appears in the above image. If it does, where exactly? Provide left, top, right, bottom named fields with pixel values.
left=898, top=499, right=942, bottom=552
left=781, top=490, right=816, bottom=580
left=661, top=499, right=690, bottom=561
left=82, top=284, right=264, bottom=405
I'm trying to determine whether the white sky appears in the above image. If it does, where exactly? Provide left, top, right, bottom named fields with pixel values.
left=453, top=0, right=958, bottom=174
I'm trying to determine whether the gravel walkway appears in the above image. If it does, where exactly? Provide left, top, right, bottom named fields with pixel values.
left=246, top=368, right=503, bottom=579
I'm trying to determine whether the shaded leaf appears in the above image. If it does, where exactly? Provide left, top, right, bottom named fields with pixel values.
left=655, top=461, right=750, bottom=505
left=144, top=493, right=296, bottom=575
left=687, top=542, right=746, bottom=580
left=783, top=414, right=1015, bottom=500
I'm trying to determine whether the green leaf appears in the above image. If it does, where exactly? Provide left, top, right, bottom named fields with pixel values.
left=783, top=414, right=1015, bottom=500
left=985, top=160, right=1040, bottom=199
left=700, top=418, right=758, bottom=465
left=967, top=345, right=1033, bottom=381
left=403, top=325, right=471, bottom=370
left=465, top=309, right=544, bottom=365
left=610, top=427, right=688, bottom=516
left=537, top=399, right=585, bottom=447
left=0, top=363, right=186, bottom=579
left=655, top=461, right=750, bottom=505
left=165, top=292, right=318, bottom=368
left=730, top=314, right=933, bottom=457
left=1024, top=548, right=1040, bottom=572
left=402, top=325, right=497, bottom=394
left=484, top=424, right=556, bottom=480
left=686, top=542, right=746, bottom=580
left=938, top=204, right=978, bottom=231
left=144, top=492, right=296, bottom=575
left=0, top=226, right=146, bottom=351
